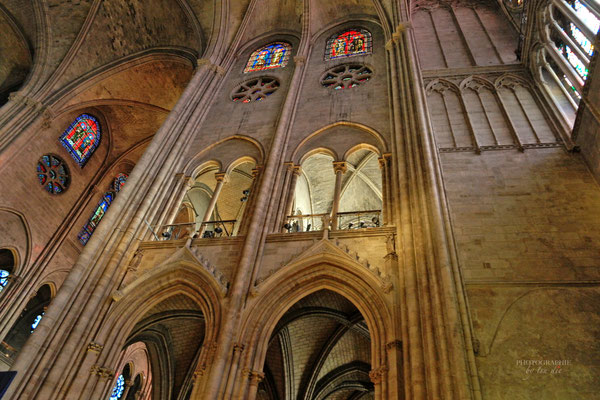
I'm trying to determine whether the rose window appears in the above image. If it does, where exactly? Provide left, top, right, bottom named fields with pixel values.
left=321, top=64, right=372, bottom=90
left=37, top=155, right=70, bottom=194
left=231, top=77, right=280, bottom=103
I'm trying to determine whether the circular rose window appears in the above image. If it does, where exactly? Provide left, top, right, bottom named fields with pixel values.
left=321, top=64, right=372, bottom=90
left=37, top=154, right=70, bottom=194
left=231, top=77, right=280, bottom=103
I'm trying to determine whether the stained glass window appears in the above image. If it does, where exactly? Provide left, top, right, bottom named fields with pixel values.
left=244, top=42, right=291, bottom=73
left=60, top=114, right=101, bottom=167
left=37, top=155, right=70, bottom=194
left=0, top=269, right=9, bottom=293
left=30, top=312, right=44, bottom=333
left=110, top=375, right=125, bottom=400
left=561, top=44, right=588, bottom=78
left=78, top=173, right=128, bottom=246
left=113, top=173, right=128, bottom=192
left=78, top=191, right=115, bottom=245
left=325, top=29, right=372, bottom=60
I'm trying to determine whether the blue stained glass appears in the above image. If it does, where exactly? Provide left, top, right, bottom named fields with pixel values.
left=31, top=312, right=44, bottom=333
left=78, top=192, right=115, bottom=245
left=244, top=42, right=291, bottom=73
left=113, top=173, right=128, bottom=192
left=110, top=375, right=125, bottom=400
left=60, top=114, right=101, bottom=167
left=0, top=269, right=9, bottom=292
left=562, top=44, right=588, bottom=79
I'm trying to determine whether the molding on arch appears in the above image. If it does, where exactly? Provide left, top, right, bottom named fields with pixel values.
left=183, top=135, right=265, bottom=176
left=241, top=240, right=395, bottom=369
left=291, top=121, right=388, bottom=163
left=0, top=207, right=32, bottom=273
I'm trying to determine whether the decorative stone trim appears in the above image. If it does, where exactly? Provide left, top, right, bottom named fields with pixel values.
left=197, top=58, right=225, bottom=76
left=369, top=366, right=389, bottom=384
left=90, top=365, right=115, bottom=380
left=87, top=341, right=104, bottom=353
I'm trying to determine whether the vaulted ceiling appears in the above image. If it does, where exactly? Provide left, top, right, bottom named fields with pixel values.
left=259, top=290, right=373, bottom=400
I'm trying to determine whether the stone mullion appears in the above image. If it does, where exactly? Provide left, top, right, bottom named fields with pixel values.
left=5, top=63, right=225, bottom=400
left=330, top=161, right=347, bottom=230
left=270, top=162, right=293, bottom=232
left=237, top=166, right=261, bottom=236
left=159, top=173, right=194, bottom=228
left=407, top=24, right=481, bottom=399
left=201, top=50, right=311, bottom=399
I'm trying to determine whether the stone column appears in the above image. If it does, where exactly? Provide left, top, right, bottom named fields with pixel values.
left=281, top=164, right=301, bottom=231
left=246, top=370, right=265, bottom=400
left=378, top=154, right=392, bottom=225
left=163, top=174, right=194, bottom=226
left=199, top=172, right=227, bottom=235
left=237, top=167, right=261, bottom=235
left=330, top=161, right=347, bottom=230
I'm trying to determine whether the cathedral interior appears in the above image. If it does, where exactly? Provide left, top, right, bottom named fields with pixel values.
left=0, top=0, right=599, bottom=399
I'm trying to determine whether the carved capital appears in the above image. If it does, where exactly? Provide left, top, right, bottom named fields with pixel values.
left=87, top=341, right=104, bottom=353
left=293, top=55, right=306, bottom=65
left=197, top=58, right=225, bottom=76
left=369, top=366, right=388, bottom=384
left=111, top=290, right=124, bottom=302
left=233, top=343, right=245, bottom=353
left=332, top=161, right=347, bottom=174
left=386, top=340, right=402, bottom=351
left=214, top=172, right=228, bottom=183
left=249, top=370, right=265, bottom=385
left=90, top=365, right=115, bottom=380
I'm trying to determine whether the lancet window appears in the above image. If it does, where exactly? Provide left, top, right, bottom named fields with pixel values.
left=244, top=42, right=291, bottom=73
left=59, top=114, right=101, bottom=167
left=325, top=29, right=372, bottom=60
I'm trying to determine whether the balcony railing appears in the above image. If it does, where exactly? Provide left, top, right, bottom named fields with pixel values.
left=284, top=210, right=382, bottom=232
left=151, top=220, right=237, bottom=241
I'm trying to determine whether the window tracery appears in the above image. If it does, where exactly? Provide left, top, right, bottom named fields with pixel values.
left=244, top=42, right=291, bottom=73
left=37, top=155, right=70, bottom=194
left=231, top=77, right=280, bottom=103
left=325, top=29, right=372, bottom=60
left=321, top=64, right=372, bottom=90
left=60, top=114, right=101, bottom=167
left=30, top=312, right=44, bottom=333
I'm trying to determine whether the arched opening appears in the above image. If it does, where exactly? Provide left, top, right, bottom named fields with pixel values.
left=290, top=152, right=336, bottom=232
left=115, top=294, right=206, bottom=400
left=259, top=289, right=373, bottom=400
left=109, top=363, right=132, bottom=400
left=163, top=159, right=257, bottom=240
left=338, top=148, right=382, bottom=230
left=0, top=284, right=52, bottom=370
left=0, top=248, right=16, bottom=295
left=287, top=147, right=383, bottom=232
left=125, top=373, right=144, bottom=400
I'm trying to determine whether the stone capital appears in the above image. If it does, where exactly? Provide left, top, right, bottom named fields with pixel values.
left=87, top=341, right=104, bottom=353
left=249, top=370, right=265, bottom=385
left=332, top=161, right=347, bottom=174
left=197, top=58, right=226, bottom=76
left=233, top=343, right=245, bottom=353
left=293, top=55, right=306, bottom=65
left=369, top=366, right=389, bottom=384
left=90, top=365, right=115, bottom=380
left=214, top=172, right=228, bottom=183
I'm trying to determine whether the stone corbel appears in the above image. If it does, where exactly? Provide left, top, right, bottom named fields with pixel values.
left=233, top=343, right=245, bottom=354
left=369, top=365, right=389, bottom=385
left=86, top=341, right=104, bottom=353
left=111, top=289, right=124, bottom=302
left=90, top=365, right=115, bottom=380
left=293, top=56, right=306, bottom=65
left=197, top=58, right=226, bottom=76
left=248, top=370, right=265, bottom=385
